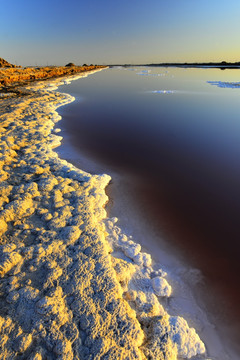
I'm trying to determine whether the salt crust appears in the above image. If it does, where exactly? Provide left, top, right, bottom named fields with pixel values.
left=0, top=69, right=206, bottom=359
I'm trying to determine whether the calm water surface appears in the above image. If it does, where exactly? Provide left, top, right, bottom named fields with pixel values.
left=58, top=67, right=240, bottom=344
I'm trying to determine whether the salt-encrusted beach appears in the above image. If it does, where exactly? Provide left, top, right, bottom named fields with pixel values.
left=0, top=68, right=208, bottom=359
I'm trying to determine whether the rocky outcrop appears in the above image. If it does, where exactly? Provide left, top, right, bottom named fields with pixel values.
left=0, top=57, right=18, bottom=68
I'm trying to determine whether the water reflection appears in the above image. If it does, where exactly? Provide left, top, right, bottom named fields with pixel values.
left=58, top=67, right=240, bottom=341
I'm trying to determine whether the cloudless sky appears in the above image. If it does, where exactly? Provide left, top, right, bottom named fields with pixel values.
left=1, top=0, right=240, bottom=66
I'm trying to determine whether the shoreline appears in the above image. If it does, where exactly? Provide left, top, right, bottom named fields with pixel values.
left=55, top=71, right=240, bottom=359
left=0, top=70, right=144, bottom=359
left=0, top=64, right=106, bottom=89
left=109, top=63, right=240, bottom=69
left=57, top=113, right=236, bottom=360
left=0, top=68, right=225, bottom=359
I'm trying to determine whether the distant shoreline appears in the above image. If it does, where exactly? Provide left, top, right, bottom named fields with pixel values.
left=109, top=62, right=240, bottom=69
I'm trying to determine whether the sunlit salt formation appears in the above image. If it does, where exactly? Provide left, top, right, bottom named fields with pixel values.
left=0, top=69, right=206, bottom=359
left=105, top=218, right=206, bottom=359
left=0, top=72, right=146, bottom=359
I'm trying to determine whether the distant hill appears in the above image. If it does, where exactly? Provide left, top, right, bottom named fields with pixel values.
left=0, top=57, right=18, bottom=68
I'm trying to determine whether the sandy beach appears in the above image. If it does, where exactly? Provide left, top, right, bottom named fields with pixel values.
left=0, top=68, right=212, bottom=359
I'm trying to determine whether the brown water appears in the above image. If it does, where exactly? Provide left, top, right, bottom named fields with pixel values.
left=57, top=67, right=240, bottom=354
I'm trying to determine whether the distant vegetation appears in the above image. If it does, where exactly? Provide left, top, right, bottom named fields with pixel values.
left=65, top=62, right=75, bottom=67
left=147, top=60, right=240, bottom=68
left=110, top=61, right=240, bottom=69
left=0, top=58, right=106, bottom=89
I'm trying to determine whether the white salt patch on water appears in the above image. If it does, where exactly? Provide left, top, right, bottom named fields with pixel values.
left=53, top=128, right=61, bottom=133
left=136, top=70, right=151, bottom=75
left=146, top=89, right=213, bottom=95
left=207, top=81, right=240, bottom=89
left=136, top=69, right=168, bottom=76
left=148, top=90, right=176, bottom=94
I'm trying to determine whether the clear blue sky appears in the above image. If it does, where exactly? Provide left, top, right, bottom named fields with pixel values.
left=1, top=0, right=240, bottom=66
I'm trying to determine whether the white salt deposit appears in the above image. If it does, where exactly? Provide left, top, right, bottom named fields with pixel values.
left=136, top=69, right=168, bottom=76
left=149, top=90, right=176, bottom=94
left=152, top=276, right=172, bottom=297
left=105, top=217, right=206, bottom=359
left=0, top=68, right=149, bottom=359
left=207, top=81, right=240, bottom=89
